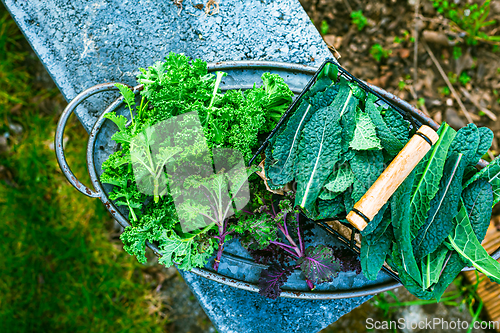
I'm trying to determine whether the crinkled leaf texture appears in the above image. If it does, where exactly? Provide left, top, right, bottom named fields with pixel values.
left=234, top=212, right=277, bottom=250
left=324, top=164, right=355, bottom=193
left=295, top=106, right=342, bottom=212
left=258, top=263, right=294, bottom=300
left=349, top=107, right=382, bottom=150
left=383, top=107, right=409, bottom=144
left=316, top=197, right=345, bottom=220
left=433, top=179, right=493, bottom=301
left=391, top=171, right=422, bottom=284
left=266, top=101, right=314, bottom=188
left=447, top=123, right=480, bottom=167
left=413, top=152, right=466, bottom=261
left=297, top=245, right=341, bottom=285
left=464, top=154, right=500, bottom=206
left=360, top=212, right=393, bottom=280
left=474, top=127, right=494, bottom=164
left=365, top=94, right=405, bottom=156
left=334, top=80, right=358, bottom=155
left=462, top=179, right=493, bottom=242
left=349, top=150, right=384, bottom=203
left=410, top=123, right=456, bottom=239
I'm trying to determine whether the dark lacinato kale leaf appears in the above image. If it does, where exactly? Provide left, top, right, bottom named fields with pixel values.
left=447, top=123, right=480, bottom=167
left=464, top=153, right=500, bottom=207
left=349, top=150, right=384, bottom=230
left=432, top=252, right=465, bottom=301
left=360, top=211, right=392, bottom=280
left=412, top=152, right=466, bottom=261
left=318, top=188, right=340, bottom=200
left=474, top=127, right=494, bottom=164
left=324, top=164, right=355, bottom=194
left=432, top=179, right=494, bottom=300
left=295, top=105, right=342, bottom=212
left=462, top=179, right=493, bottom=242
left=447, top=203, right=500, bottom=284
left=350, top=150, right=384, bottom=201
left=266, top=101, right=315, bottom=188
left=316, top=197, right=345, bottom=220
left=365, top=94, right=405, bottom=156
left=410, top=123, right=456, bottom=239
left=336, top=80, right=359, bottom=156
left=258, top=263, right=294, bottom=300
left=307, top=62, right=338, bottom=96
left=421, top=245, right=448, bottom=290
left=308, top=85, right=339, bottom=110
left=382, top=107, right=410, bottom=144
left=391, top=170, right=422, bottom=285
left=388, top=244, right=435, bottom=301
left=297, top=245, right=341, bottom=286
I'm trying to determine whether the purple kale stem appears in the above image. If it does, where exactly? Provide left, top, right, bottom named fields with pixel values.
left=278, top=213, right=302, bottom=257
left=213, top=235, right=225, bottom=271
left=213, top=218, right=230, bottom=272
left=296, top=213, right=305, bottom=254
left=283, top=212, right=289, bottom=235
left=270, top=243, right=300, bottom=258
left=306, top=279, right=315, bottom=290
left=269, top=240, right=296, bottom=250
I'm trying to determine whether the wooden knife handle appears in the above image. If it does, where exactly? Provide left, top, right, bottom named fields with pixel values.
left=346, top=125, right=439, bottom=231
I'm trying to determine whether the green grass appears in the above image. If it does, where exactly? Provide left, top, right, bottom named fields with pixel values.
left=0, top=7, right=165, bottom=333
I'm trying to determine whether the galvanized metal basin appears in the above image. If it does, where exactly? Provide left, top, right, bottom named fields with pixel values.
left=55, top=61, right=499, bottom=300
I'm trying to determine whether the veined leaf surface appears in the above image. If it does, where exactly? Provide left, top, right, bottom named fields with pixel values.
left=433, top=183, right=493, bottom=300
left=462, top=179, right=493, bottom=242
left=392, top=171, right=421, bottom=284
left=389, top=244, right=435, bottom=300
left=448, top=204, right=500, bottom=284
left=447, top=123, right=480, bottom=167
left=413, top=152, right=466, bottom=261
left=473, top=127, right=494, bottom=164
left=410, top=123, right=456, bottom=238
left=324, top=164, right=355, bottom=193
left=361, top=222, right=393, bottom=281
left=365, top=94, right=405, bottom=156
left=421, top=245, right=448, bottom=290
left=295, top=106, right=342, bottom=212
left=349, top=107, right=382, bottom=150
left=383, top=107, right=409, bottom=144
left=464, top=155, right=500, bottom=206
left=266, top=101, right=315, bottom=187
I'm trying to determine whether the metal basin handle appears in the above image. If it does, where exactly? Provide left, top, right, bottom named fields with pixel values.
left=55, top=83, right=127, bottom=198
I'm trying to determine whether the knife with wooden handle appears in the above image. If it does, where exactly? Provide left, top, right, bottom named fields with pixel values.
left=346, top=125, right=439, bottom=231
